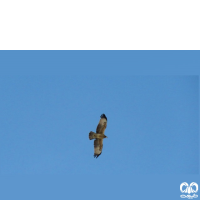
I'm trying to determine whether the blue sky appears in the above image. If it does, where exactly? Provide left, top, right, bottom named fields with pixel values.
left=0, top=51, right=199, bottom=200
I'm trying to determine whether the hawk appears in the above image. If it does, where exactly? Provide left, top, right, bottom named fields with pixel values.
left=89, top=114, right=108, bottom=158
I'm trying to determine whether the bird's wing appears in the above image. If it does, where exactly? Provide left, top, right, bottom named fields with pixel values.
left=96, top=123, right=103, bottom=134
left=96, top=118, right=107, bottom=134
left=94, top=139, right=103, bottom=158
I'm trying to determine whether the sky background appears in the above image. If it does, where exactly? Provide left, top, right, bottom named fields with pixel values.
left=0, top=51, right=199, bottom=200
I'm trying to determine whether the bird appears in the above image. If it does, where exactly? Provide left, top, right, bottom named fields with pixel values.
left=89, top=114, right=108, bottom=158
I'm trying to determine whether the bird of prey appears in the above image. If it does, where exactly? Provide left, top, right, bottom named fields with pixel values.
left=89, top=114, right=108, bottom=158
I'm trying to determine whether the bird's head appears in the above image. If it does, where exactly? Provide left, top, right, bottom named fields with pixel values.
left=100, top=114, right=107, bottom=121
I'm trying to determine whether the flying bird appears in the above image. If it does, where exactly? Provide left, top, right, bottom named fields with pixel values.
left=89, top=114, right=108, bottom=158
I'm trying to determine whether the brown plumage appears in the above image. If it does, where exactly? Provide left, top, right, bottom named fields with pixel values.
left=89, top=114, right=108, bottom=158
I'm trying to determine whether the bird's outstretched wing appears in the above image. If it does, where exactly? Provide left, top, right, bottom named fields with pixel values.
left=96, top=123, right=103, bottom=134
left=94, top=139, right=103, bottom=158
left=96, top=118, right=107, bottom=134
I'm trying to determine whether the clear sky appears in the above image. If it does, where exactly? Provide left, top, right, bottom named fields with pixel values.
left=0, top=51, right=199, bottom=200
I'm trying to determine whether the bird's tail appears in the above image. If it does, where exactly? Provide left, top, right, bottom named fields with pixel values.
left=89, top=131, right=97, bottom=140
